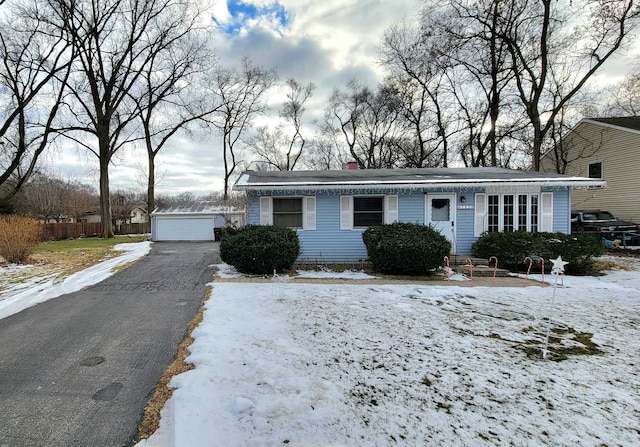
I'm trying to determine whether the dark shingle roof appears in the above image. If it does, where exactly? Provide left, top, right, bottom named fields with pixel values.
left=235, top=167, right=601, bottom=190
left=590, top=116, right=640, bottom=132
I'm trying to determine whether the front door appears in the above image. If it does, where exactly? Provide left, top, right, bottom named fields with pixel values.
left=426, top=193, right=456, bottom=252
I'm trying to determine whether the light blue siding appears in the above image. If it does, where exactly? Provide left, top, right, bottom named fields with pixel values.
left=246, top=187, right=573, bottom=262
left=398, top=193, right=425, bottom=224
left=548, top=187, right=571, bottom=233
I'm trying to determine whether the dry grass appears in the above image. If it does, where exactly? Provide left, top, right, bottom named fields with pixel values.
left=0, top=215, right=42, bottom=264
left=137, top=285, right=212, bottom=441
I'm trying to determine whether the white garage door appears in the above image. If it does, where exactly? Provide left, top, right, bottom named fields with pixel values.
left=154, top=217, right=214, bottom=241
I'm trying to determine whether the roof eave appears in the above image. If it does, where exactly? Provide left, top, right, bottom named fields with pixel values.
left=234, top=179, right=606, bottom=191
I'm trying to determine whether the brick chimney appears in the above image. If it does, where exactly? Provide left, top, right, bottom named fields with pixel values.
left=345, top=161, right=359, bottom=170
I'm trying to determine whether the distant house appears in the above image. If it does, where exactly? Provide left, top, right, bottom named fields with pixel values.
left=129, top=206, right=149, bottom=224
left=541, top=117, right=640, bottom=222
left=233, top=167, right=603, bottom=263
left=77, top=211, right=102, bottom=223
left=151, top=202, right=245, bottom=241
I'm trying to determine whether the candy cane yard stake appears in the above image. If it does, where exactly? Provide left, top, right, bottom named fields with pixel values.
left=489, top=256, right=498, bottom=286
left=542, top=256, right=569, bottom=359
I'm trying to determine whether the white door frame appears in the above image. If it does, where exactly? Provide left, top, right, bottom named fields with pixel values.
left=425, top=193, right=456, bottom=253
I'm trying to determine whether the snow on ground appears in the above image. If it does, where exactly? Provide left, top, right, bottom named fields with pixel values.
left=0, top=241, right=151, bottom=320
left=140, top=260, right=640, bottom=447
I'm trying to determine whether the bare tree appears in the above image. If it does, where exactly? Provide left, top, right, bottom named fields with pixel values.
left=500, top=0, right=639, bottom=170
left=325, top=80, right=403, bottom=169
left=207, top=58, right=277, bottom=200
left=131, top=10, right=219, bottom=213
left=0, top=1, right=74, bottom=212
left=39, top=0, right=206, bottom=237
left=248, top=79, right=314, bottom=171
left=381, top=21, right=455, bottom=167
left=608, top=71, right=640, bottom=115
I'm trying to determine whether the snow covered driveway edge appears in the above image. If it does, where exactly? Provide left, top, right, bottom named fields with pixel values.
left=0, top=241, right=152, bottom=320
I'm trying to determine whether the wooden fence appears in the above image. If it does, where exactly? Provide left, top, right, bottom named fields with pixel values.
left=41, top=222, right=102, bottom=240
left=41, top=222, right=151, bottom=241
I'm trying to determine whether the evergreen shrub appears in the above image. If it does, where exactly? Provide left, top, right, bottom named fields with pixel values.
left=362, top=222, right=451, bottom=275
left=0, top=215, right=42, bottom=264
left=471, top=231, right=605, bottom=275
left=220, top=225, right=300, bottom=274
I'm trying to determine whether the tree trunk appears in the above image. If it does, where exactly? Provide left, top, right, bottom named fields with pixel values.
left=147, top=151, right=156, bottom=213
left=98, top=141, right=114, bottom=238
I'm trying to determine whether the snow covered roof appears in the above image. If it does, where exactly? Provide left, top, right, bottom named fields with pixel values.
left=234, top=167, right=604, bottom=191
left=151, top=201, right=243, bottom=216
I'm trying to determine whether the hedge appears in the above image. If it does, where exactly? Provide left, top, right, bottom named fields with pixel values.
left=471, top=231, right=605, bottom=275
left=220, top=225, right=300, bottom=274
left=362, top=222, right=451, bottom=275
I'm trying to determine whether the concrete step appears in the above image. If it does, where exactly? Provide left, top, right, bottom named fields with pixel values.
left=455, top=264, right=511, bottom=277
left=446, top=255, right=491, bottom=267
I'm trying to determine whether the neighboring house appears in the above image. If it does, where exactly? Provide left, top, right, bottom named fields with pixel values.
left=234, top=167, right=603, bottom=263
left=151, top=202, right=245, bottom=241
left=541, top=117, right=640, bottom=222
left=129, top=206, right=149, bottom=224
left=77, top=211, right=102, bottom=223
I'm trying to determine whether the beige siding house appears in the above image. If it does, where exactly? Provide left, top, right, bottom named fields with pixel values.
left=541, top=117, right=640, bottom=222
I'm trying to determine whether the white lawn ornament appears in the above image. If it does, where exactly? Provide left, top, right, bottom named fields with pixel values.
left=542, top=256, right=569, bottom=359
left=272, top=269, right=290, bottom=297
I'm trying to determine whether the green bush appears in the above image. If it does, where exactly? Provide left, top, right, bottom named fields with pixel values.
left=362, top=222, right=451, bottom=275
left=471, top=231, right=605, bottom=275
left=220, top=225, right=300, bottom=274
left=0, top=215, right=42, bottom=264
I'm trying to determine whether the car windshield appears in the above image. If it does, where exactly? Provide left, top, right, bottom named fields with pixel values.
left=582, top=212, right=615, bottom=221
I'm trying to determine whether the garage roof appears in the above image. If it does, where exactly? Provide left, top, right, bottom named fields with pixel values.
left=152, top=201, right=242, bottom=216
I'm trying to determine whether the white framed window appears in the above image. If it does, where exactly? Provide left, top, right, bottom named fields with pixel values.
left=588, top=162, right=602, bottom=179
left=259, top=196, right=316, bottom=230
left=340, top=195, right=398, bottom=230
left=476, top=192, right=551, bottom=234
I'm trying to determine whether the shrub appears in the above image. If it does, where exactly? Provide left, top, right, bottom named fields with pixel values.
left=0, top=215, right=42, bottom=264
left=471, top=231, right=605, bottom=275
left=220, top=225, right=300, bottom=274
left=362, top=222, right=451, bottom=275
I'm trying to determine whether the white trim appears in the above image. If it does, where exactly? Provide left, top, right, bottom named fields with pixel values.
left=259, top=197, right=273, bottom=225
left=303, top=196, right=316, bottom=230
left=340, top=196, right=353, bottom=230
left=474, top=193, right=487, bottom=237
left=384, top=195, right=398, bottom=224
left=540, top=192, right=554, bottom=232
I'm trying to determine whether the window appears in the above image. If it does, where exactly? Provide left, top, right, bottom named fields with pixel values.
left=340, top=195, right=397, bottom=230
left=503, top=195, right=514, bottom=232
left=260, top=196, right=316, bottom=230
left=530, top=195, right=539, bottom=232
left=354, top=197, right=384, bottom=227
left=484, top=193, right=544, bottom=233
left=518, top=195, right=528, bottom=231
left=588, top=162, right=602, bottom=179
left=273, top=198, right=302, bottom=228
left=431, top=199, right=450, bottom=221
left=488, top=195, right=499, bottom=232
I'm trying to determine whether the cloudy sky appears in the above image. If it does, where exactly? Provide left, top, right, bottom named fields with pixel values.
left=44, top=0, right=639, bottom=199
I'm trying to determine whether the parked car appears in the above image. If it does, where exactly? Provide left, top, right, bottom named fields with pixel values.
left=571, top=210, right=640, bottom=245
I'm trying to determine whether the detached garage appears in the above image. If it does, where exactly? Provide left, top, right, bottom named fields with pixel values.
left=151, top=202, right=245, bottom=241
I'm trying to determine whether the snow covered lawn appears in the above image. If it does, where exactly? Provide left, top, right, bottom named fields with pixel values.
left=142, top=260, right=640, bottom=446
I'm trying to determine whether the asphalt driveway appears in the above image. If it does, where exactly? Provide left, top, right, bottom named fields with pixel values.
left=0, top=241, right=219, bottom=447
